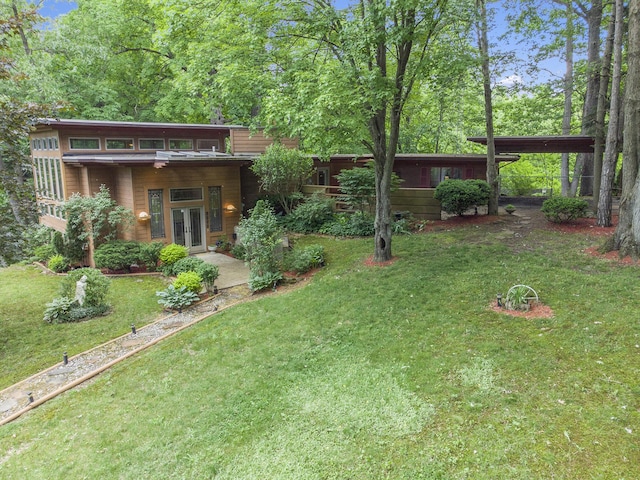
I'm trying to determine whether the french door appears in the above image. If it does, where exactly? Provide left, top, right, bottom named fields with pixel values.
left=171, top=207, right=205, bottom=253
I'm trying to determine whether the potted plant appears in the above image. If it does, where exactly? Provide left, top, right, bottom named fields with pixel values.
left=505, top=204, right=516, bottom=214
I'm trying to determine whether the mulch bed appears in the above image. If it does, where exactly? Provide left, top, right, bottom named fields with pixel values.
left=490, top=301, right=555, bottom=319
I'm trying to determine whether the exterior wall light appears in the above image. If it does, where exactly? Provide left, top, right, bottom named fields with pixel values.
left=224, top=204, right=238, bottom=213
left=138, top=211, right=151, bottom=222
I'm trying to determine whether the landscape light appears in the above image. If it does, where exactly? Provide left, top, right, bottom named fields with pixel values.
left=497, top=293, right=503, bottom=307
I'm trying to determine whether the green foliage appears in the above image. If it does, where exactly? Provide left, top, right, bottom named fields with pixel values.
left=47, top=254, right=69, bottom=273
left=434, top=179, right=490, bottom=216
left=67, top=304, right=111, bottom=322
left=63, top=186, right=134, bottom=263
left=33, top=244, right=56, bottom=263
left=43, top=296, right=75, bottom=324
left=61, top=268, right=110, bottom=308
left=335, top=162, right=401, bottom=214
left=284, top=244, right=325, bottom=274
left=319, top=211, right=375, bottom=237
left=173, top=271, right=203, bottom=294
left=196, top=263, right=219, bottom=292
left=541, top=197, right=589, bottom=223
left=251, top=143, right=315, bottom=214
left=282, top=194, right=335, bottom=233
left=93, top=240, right=142, bottom=272
left=52, top=231, right=65, bottom=256
left=499, top=160, right=538, bottom=195
left=170, top=256, right=206, bottom=277
left=156, top=284, right=200, bottom=311
left=237, top=200, right=284, bottom=289
left=248, top=270, right=283, bottom=292
left=159, top=243, right=189, bottom=272
left=230, top=243, right=247, bottom=260
left=139, top=242, right=164, bottom=271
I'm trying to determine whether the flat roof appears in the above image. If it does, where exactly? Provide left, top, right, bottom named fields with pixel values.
left=62, top=152, right=252, bottom=167
left=36, top=118, right=245, bottom=130
left=467, top=136, right=596, bottom=154
left=319, top=153, right=520, bottom=163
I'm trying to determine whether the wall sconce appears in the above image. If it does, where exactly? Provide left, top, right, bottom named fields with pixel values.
left=224, top=204, right=238, bottom=213
left=138, top=211, right=151, bottom=222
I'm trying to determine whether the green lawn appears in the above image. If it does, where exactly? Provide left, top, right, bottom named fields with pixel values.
left=0, top=266, right=169, bottom=389
left=1, top=227, right=639, bottom=478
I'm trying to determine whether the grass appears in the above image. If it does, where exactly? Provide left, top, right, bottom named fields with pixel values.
left=0, top=266, right=169, bottom=389
left=1, top=227, right=639, bottom=478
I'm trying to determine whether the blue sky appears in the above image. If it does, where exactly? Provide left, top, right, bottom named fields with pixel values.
left=40, top=0, right=76, bottom=18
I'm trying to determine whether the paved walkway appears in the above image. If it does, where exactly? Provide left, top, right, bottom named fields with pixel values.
left=0, top=254, right=250, bottom=426
left=195, top=251, right=250, bottom=289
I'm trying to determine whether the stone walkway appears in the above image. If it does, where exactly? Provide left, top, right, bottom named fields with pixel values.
left=0, top=284, right=251, bottom=426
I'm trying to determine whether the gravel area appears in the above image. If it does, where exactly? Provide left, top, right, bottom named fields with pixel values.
left=0, top=285, right=251, bottom=425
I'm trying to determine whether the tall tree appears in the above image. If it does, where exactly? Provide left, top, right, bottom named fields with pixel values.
left=0, top=3, right=57, bottom=264
left=596, top=0, right=623, bottom=227
left=476, top=0, right=498, bottom=215
left=261, top=0, right=455, bottom=262
left=612, top=0, right=640, bottom=256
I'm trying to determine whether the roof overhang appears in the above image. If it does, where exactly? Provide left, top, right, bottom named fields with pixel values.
left=62, top=151, right=253, bottom=168
left=36, top=118, right=244, bottom=131
left=315, top=153, right=520, bottom=163
left=467, top=136, right=596, bottom=154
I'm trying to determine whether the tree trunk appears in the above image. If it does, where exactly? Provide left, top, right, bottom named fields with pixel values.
left=593, top=9, right=616, bottom=209
left=613, top=0, right=640, bottom=255
left=560, top=1, right=574, bottom=197
left=477, top=0, right=498, bottom=215
left=577, top=0, right=603, bottom=197
left=596, top=0, right=623, bottom=227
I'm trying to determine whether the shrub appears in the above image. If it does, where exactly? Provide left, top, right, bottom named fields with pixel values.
left=283, top=194, right=335, bottom=233
left=47, top=254, right=70, bottom=273
left=541, top=197, right=589, bottom=223
left=237, top=200, right=284, bottom=277
left=170, top=256, right=206, bottom=276
left=159, top=243, right=189, bottom=272
left=60, top=268, right=110, bottom=308
left=173, top=271, right=203, bottom=294
left=284, top=244, right=325, bottom=274
left=43, top=296, right=75, bottom=323
left=248, top=271, right=283, bottom=292
left=139, top=242, right=164, bottom=271
left=230, top=243, right=247, bottom=260
left=335, top=162, right=402, bottom=214
left=319, top=211, right=375, bottom=237
left=68, top=304, right=110, bottom=322
left=196, top=263, right=219, bottom=292
left=156, top=285, right=200, bottom=311
left=434, top=179, right=490, bottom=216
left=33, top=244, right=56, bottom=263
left=94, top=240, right=142, bottom=272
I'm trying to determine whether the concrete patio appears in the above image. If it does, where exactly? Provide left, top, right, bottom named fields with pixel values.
left=195, top=251, right=249, bottom=289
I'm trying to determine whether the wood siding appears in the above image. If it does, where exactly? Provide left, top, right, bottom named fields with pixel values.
left=230, top=129, right=298, bottom=154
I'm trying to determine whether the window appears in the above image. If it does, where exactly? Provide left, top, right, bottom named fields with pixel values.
left=106, top=138, right=134, bottom=150
left=208, top=186, right=222, bottom=231
left=169, top=139, right=193, bottom=150
left=139, top=138, right=165, bottom=150
left=170, top=188, right=203, bottom=202
left=197, top=139, right=220, bottom=151
left=429, top=167, right=462, bottom=187
left=69, top=138, right=100, bottom=150
left=149, top=189, right=165, bottom=239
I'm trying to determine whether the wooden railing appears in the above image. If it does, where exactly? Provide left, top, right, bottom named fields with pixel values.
left=302, top=185, right=441, bottom=220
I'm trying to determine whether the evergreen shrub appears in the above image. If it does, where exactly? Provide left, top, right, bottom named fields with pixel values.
left=93, top=240, right=142, bottom=271
left=170, top=256, right=206, bottom=276
left=47, top=254, right=70, bottom=273
left=319, top=211, right=375, bottom=237
left=61, top=268, right=110, bottom=308
left=173, top=271, right=202, bottom=294
left=283, top=194, right=335, bottom=233
left=434, top=179, right=490, bottom=216
left=159, top=243, right=189, bottom=273
left=541, top=197, right=589, bottom=223
left=139, top=242, right=164, bottom=271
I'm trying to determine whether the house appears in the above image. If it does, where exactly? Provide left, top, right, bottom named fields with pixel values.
left=29, top=119, right=296, bottom=263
